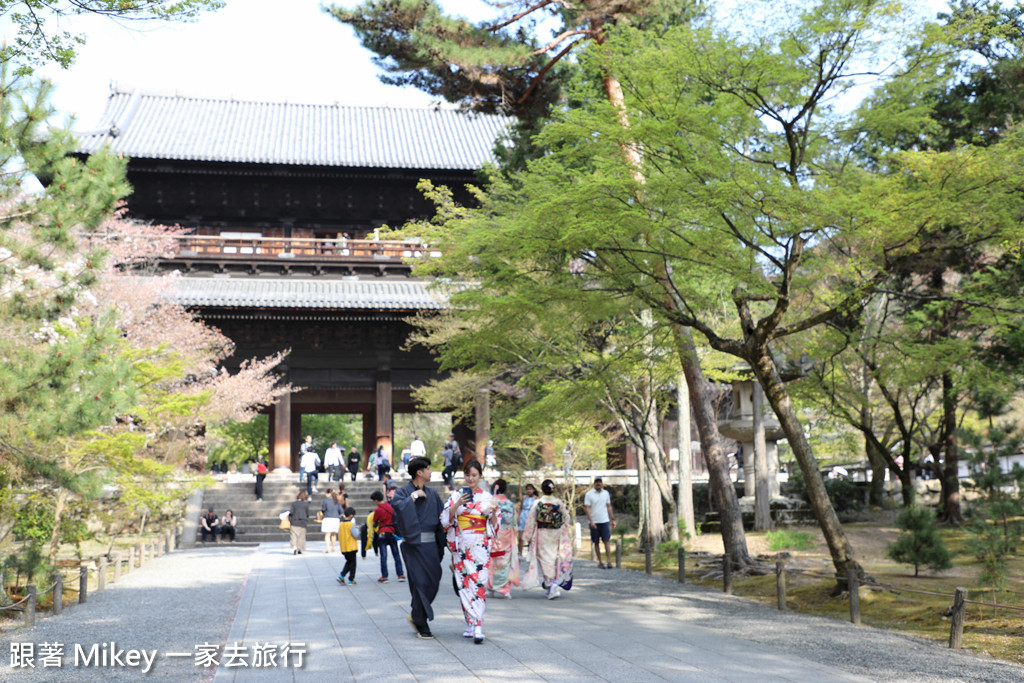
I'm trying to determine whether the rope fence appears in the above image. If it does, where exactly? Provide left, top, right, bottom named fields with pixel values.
left=606, top=544, right=1023, bottom=652
left=0, top=529, right=179, bottom=631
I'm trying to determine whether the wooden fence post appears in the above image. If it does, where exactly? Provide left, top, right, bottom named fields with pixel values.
left=776, top=560, right=787, bottom=611
left=127, top=547, right=135, bottom=573
left=677, top=547, right=686, bottom=584
left=52, top=573, right=63, bottom=616
left=167, top=529, right=175, bottom=552
left=615, top=539, right=621, bottom=569
left=847, top=569, right=861, bottom=625
left=949, top=587, right=968, bottom=649
left=645, top=545, right=652, bottom=575
left=723, top=555, right=732, bottom=595
left=97, top=557, right=106, bottom=592
left=25, top=585, right=36, bottom=628
left=78, top=566, right=88, bottom=604
left=113, top=552, right=121, bottom=583
left=138, top=543, right=146, bottom=567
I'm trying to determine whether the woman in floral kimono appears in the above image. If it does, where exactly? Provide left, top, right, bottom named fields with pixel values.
left=521, top=478, right=573, bottom=600
left=440, top=459, right=500, bottom=643
left=487, top=478, right=519, bottom=599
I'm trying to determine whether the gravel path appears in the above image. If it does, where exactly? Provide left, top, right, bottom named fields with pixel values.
left=3, top=545, right=256, bottom=682
left=581, top=564, right=1024, bottom=683
left=2, top=547, right=1022, bottom=682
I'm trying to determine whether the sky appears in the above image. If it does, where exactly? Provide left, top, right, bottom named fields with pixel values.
left=32, top=0, right=956, bottom=131
left=37, top=0, right=492, bottom=130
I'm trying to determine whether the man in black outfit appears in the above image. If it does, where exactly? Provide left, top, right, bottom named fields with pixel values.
left=390, top=457, right=444, bottom=639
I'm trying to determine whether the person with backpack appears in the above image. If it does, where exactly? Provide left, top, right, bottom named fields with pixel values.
left=336, top=507, right=359, bottom=585
left=521, top=479, right=574, bottom=600
left=375, top=445, right=391, bottom=481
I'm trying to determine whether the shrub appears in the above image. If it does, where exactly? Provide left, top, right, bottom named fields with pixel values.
left=766, top=529, right=815, bottom=551
left=886, top=505, right=952, bottom=577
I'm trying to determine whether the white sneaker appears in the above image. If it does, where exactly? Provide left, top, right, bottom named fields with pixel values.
left=547, top=586, right=560, bottom=600
left=473, top=625, right=485, bottom=644
left=463, top=625, right=473, bottom=638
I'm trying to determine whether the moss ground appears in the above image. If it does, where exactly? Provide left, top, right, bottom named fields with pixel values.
left=584, top=520, right=1024, bottom=666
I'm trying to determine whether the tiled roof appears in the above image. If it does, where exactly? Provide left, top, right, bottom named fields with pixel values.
left=75, top=87, right=512, bottom=170
left=170, top=277, right=451, bottom=310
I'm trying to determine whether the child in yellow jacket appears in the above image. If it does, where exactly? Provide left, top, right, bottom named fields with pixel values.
left=337, top=508, right=359, bottom=585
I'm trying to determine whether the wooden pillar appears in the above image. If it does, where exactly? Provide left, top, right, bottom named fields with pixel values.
left=375, top=368, right=393, bottom=457
left=290, top=411, right=302, bottom=471
left=362, top=410, right=376, bottom=471
left=272, top=388, right=292, bottom=470
left=474, top=388, right=490, bottom=464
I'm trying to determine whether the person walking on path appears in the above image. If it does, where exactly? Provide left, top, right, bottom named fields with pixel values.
left=375, top=444, right=391, bottom=481
left=488, top=478, right=519, bottom=599
left=325, top=441, right=344, bottom=482
left=485, top=440, right=496, bottom=469
left=391, top=456, right=444, bottom=639
left=441, top=460, right=501, bottom=644
left=288, top=491, right=310, bottom=555
left=254, top=456, right=268, bottom=501
left=370, top=490, right=405, bottom=583
left=584, top=477, right=616, bottom=569
left=336, top=507, right=359, bottom=585
left=522, top=479, right=573, bottom=600
left=517, top=482, right=538, bottom=555
left=321, top=489, right=345, bottom=553
left=347, top=446, right=361, bottom=482
left=300, top=436, right=321, bottom=496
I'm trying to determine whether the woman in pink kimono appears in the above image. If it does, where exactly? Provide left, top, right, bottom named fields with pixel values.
left=487, top=478, right=519, bottom=599
left=440, top=459, right=500, bottom=643
left=521, top=478, right=574, bottom=600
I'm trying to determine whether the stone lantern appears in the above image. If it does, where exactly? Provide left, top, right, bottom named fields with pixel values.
left=718, top=378, right=785, bottom=500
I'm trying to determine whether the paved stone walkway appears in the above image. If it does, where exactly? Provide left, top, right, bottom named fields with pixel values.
left=6, top=542, right=1023, bottom=682
left=215, top=543, right=867, bottom=683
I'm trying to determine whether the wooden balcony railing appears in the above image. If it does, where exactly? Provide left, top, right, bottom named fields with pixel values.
left=173, top=235, right=440, bottom=261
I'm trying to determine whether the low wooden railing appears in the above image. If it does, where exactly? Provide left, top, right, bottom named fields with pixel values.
left=173, top=235, right=440, bottom=261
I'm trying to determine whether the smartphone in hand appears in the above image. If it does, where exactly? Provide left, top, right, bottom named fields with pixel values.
left=459, top=486, right=473, bottom=498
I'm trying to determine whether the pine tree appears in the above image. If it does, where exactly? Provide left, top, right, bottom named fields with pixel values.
left=886, top=506, right=952, bottom=577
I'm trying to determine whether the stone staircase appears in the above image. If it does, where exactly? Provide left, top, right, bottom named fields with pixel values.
left=193, top=472, right=450, bottom=546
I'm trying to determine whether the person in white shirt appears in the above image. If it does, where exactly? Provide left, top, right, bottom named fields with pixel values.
left=584, top=478, right=616, bottom=569
left=300, top=436, right=321, bottom=496
left=410, top=435, right=426, bottom=458
left=324, top=441, right=344, bottom=481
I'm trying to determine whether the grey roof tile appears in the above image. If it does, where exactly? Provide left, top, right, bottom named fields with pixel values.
left=171, top=277, right=451, bottom=310
left=75, top=87, right=512, bottom=170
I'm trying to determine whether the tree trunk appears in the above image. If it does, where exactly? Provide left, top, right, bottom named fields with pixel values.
left=636, top=437, right=650, bottom=548
left=750, top=348, right=864, bottom=583
left=48, top=487, right=69, bottom=566
left=864, top=433, right=887, bottom=506
left=752, top=381, right=773, bottom=531
left=940, top=371, right=963, bottom=524
left=674, top=327, right=754, bottom=569
left=677, top=375, right=695, bottom=538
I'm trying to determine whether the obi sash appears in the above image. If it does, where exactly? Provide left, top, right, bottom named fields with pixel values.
left=457, top=513, right=487, bottom=533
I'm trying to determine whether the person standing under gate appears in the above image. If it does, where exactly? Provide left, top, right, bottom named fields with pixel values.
left=325, top=441, right=343, bottom=482
left=391, top=457, right=444, bottom=639
left=347, top=446, right=361, bottom=482
left=300, top=438, right=320, bottom=497
left=375, top=445, right=391, bottom=481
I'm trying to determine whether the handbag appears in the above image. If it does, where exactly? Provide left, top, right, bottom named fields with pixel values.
left=279, top=518, right=291, bottom=530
